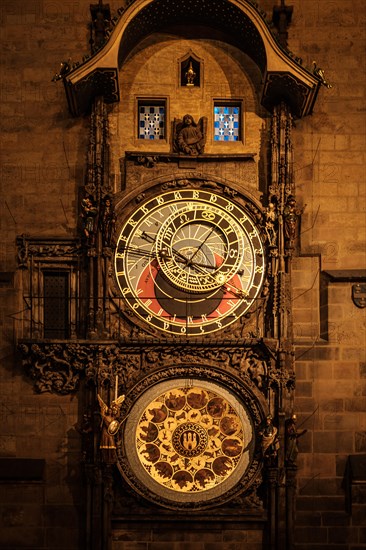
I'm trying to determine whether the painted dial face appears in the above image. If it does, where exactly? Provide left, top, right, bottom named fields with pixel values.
left=115, top=188, right=265, bottom=336
left=135, top=385, right=251, bottom=494
left=122, top=378, right=256, bottom=506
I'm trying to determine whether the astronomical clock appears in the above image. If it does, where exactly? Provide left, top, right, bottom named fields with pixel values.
left=110, top=179, right=269, bottom=511
left=114, top=187, right=265, bottom=337
left=16, top=0, right=325, bottom=547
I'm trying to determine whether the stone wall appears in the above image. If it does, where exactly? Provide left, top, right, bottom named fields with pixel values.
left=0, top=1, right=95, bottom=547
left=290, top=1, right=366, bottom=547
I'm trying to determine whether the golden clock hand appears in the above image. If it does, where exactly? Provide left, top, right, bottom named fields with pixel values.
left=174, top=253, right=248, bottom=299
left=181, top=259, right=245, bottom=276
left=141, top=231, right=247, bottom=294
left=141, top=231, right=193, bottom=266
left=186, top=225, right=216, bottom=266
left=118, top=245, right=157, bottom=260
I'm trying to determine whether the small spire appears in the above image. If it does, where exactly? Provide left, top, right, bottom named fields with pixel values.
left=272, top=0, right=293, bottom=49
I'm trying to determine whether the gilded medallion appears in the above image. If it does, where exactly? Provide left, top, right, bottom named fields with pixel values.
left=134, top=384, right=249, bottom=494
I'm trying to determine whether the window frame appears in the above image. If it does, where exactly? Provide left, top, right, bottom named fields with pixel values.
left=213, top=99, right=244, bottom=144
left=137, top=97, right=168, bottom=142
left=43, top=269, right=70, bottom=340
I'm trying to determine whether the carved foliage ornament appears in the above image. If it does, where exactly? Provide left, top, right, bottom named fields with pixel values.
left=17, top=341, right=286, bottom=397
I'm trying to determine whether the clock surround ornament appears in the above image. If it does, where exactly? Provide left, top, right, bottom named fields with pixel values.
left=114, top=182, right=266, bottom=336
left=120, top=375, right=260, bottom=509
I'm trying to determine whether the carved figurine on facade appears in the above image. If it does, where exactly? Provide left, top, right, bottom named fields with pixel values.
left=51, top=60, right=71, bottom=81
left=185, top=61, right=196, bottom=86
left=81, top=195, right=98, bottom=247
left=90, top=2, right=111, bottom=53
left=174, top=114, right=207, bottom=155
left=99, top=195, right=116, bottom=248
left=312, top=61, right=333, bottom=89
left=265, top=200, right=277, bottom=247
left=98, top=393, right=125, bottom=463
left=285, top=414, right=307, bottom=465
left=259, top=415, right=279, bottom=459
left=283, top=195, right=304, bottom=249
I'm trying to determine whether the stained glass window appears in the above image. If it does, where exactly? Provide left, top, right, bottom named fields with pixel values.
left=138, top=102, right=166, bottom=140
left=214, top=104, right=241, bottom=141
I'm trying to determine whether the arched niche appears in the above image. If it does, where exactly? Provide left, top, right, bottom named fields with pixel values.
left=178, top=51, right=203, bottom=88
left=63, top=0, right=320, bottom=118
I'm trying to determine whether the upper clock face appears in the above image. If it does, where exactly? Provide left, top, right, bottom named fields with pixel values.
left=114, top=188, right=265, bottom=336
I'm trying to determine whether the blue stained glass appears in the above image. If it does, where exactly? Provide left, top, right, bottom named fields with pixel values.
left=214, top=104, right=241, bottom=141
left=139, top=104, right=165, bottom=139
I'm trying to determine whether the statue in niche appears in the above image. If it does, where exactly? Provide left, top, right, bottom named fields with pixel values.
left=185, top=61, right=196, bottom=86
left=174, top=114, right=207, bottom=156
left=99, top=195, right=116, bottom=247
left=259, top=415, right=279, bottom=459
left=285, top=414, right=307, bottom=465
left=265, top=200, right=277, bottom=247
left=81, top=195, right=98, bottom=247
left=283, top=195, right=304, bottom=249
left=97, top=394, right=125, bottom=463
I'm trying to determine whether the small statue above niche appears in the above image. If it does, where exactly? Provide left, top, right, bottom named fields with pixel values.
left=185, top=61, right=196, bottom=86
left=179, top=52, right=202, bottom=87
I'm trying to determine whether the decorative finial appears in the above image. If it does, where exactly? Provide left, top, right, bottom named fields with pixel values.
left=51, top=60, right=71, bottom=81
left=272, top=0, right=293, bottom=48
left=313, top=61, right=333, bottom=89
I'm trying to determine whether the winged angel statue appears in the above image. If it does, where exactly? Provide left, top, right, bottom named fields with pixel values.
left=173, top=114, right=207, bottom=155
left=97, top=393, right=125, bottom=463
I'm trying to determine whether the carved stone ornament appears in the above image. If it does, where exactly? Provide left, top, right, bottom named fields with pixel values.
left=16, top=340, right=288, bottom=398
left=173, top=115, right=207, bottom=155
left=16, top=235, right=82, bottom=269
left=352, top=284, right=366, bottom=309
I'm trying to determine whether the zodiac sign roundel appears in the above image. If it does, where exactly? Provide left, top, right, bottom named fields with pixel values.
left=122, top=379, right=256, bottom=506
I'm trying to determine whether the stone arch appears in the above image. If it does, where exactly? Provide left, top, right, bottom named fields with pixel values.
left=64, top=0, right=320, bottom=118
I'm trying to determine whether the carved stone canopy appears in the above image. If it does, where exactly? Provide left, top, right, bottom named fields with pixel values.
left=62, top=0, right=320, bottom=118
